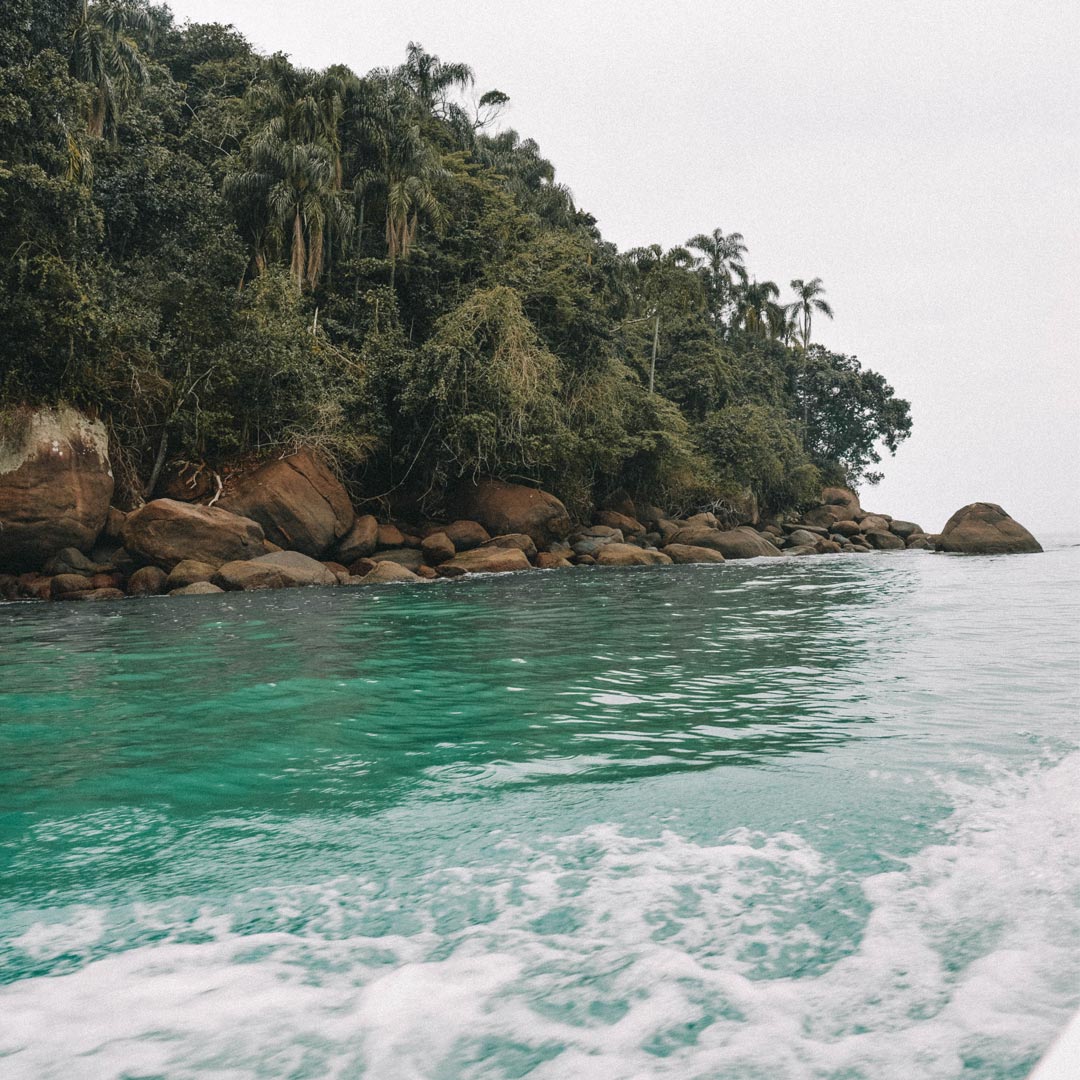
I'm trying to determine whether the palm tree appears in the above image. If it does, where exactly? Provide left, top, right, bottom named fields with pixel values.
left=687, top=228, right=748, bottom=326
left=735, top=278, right=781, bottom=337
left=399, top=42, right=473, bottom=118
left=789, top=277, right=834, bottom=348
left=227, top=56, right=354, bottom=289
left=69, top=0, right=152, bottom=139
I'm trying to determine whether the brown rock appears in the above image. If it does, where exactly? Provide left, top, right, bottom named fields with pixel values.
left=668, top=526, right=782, bottom=559
left=801, top=504, right=846, bottom=529
left=166, top=559, right=218, bottom=590
left=684, top=512, right=719, bottom=529
left=635, top=504, right=668, bottom=529
left=219, top=448, right=353, bottom=556
left=442, top=546, right=532, bottom=574
left=455, top=480, right=570, bottom=549
left=594, top=510, right=645, bottom=537
left=62, top=587, right=125, bottom=602
left=536, top=552, right=573, bottom=569
left=832, top=519, right=862, bottom=537
left=213, top=551, right=339, bottom=591
left=127, top=565, right=168, bottom=596
left=663, top=544, right=727, bottom=565
left=821, top=486, right=861, bottom=517
left=421, top=532, right=456, bottom=565
left=859, top=514, right=891, bottom=533
left=889, top=519, right=924, bottom=540
left=170, top=581, right=225, bottom=596
left=50, top=573, right=94, bottom=598
left=787, top=528, right=821, bottom=547
left=333, top=514, right=378, bottom=563
left=815, top=539, right=843, bottom=554
left=358, top=561, right=424, bottom=584
left=572, top=554, right=596, bottom=565
left=376, top=523, right=406, bottom=549
left=43, top=547, right=104, bottom=577
left=864, top=529, right=905, bottom=550
left=595, top=543, right=673, bottom=566
left=939, top=503, right=1042, bottom=555
left=440, top=520, right=491, bottom=551
left=480, top=533, right=538, bottom=560
left=90, top=573, right=121, bottom=589
left=0, top=406, right=114, bottom=570
left=435, top=563, right=469, bottom=578
left=102, top=507, right=127, bottom=544
left=368, top=549, right=425, bottom=571
left=906, top=537, right=934, bottom=550
left=415, top=564, right=438, bottom=579
left=122, top=500, right=264, bottom=570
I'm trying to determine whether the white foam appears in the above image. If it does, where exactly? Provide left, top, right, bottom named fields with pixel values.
left=2, top=753, right=1077, bottom=1079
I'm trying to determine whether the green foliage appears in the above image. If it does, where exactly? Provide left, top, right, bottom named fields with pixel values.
left=0, top=1, right=913, bottom=517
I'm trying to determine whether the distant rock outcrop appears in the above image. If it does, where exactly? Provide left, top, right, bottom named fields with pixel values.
left=938, top=503, right=1042, bottom=555
left=0, top=407, right=114, bottom=570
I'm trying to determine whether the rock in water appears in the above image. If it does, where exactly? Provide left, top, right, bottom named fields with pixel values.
left=122, top=499, right=265, bottom=569
left=668, top=526, right=782, bottom=559
left=442, top=546, right=532, bottom=574
left=455, top=480, right=570, bottom=549
left=939, top=503, right=1042, bottom=554
left=0, top=407, right=114, bottom=570
left=220, top=448, right=354, bottom=557
left=213, top=551, right=339, bottom=590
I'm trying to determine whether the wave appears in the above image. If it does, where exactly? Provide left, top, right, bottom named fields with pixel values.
left=2, top=752, right=1078, bottom=1079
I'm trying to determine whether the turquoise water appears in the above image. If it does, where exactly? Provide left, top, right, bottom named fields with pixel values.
left=1, top=546, right=1078, bottom=1079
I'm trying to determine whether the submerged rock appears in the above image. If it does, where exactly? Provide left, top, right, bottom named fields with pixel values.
left=170, top=581, right=225, bottom=596
left=0, top=406, right=114, bottom=571
left=939, top=503, right=1042, bottom=554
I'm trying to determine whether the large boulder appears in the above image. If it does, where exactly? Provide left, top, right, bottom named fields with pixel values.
left=122, top=499, right=265, bottom=570
left=939, top=503, right=1042, bottom=555
left=820, top=486, right=861, bottom=518
left=0, top=407, right=114, bottom=570
left=595, top=543, right=673, bottom=566
left=166, top=559, right=218, bottom=590
left=455, top=480, right=570, bottom=549
left=594, top=510, right=645, bottom=537
left=333, top=514, right=378, bottom=563
left=864, top=529, right=905, bottom=551
left=663, top=544, right=726, bottom=565
left=668, top=526, right=782, bottom=559
left=219, top=448, right=354, bottom=557
left=442, top=546, right=532, bottom=574
left=213, top=550, right=338, bottom=591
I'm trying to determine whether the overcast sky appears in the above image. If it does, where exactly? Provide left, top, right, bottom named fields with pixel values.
left=166, top=0, right=1079, bottom=535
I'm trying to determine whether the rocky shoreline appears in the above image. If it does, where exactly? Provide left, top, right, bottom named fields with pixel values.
left=0, top=411, right=1043, bottom=604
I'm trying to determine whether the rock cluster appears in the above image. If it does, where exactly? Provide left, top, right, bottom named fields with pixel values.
left=0, top=410, right=1046, bottom=604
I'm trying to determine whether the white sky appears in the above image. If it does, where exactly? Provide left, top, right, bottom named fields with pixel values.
left=166, top=0, right=1079, bottom=535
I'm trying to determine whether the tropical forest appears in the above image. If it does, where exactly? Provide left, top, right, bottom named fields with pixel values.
left=0, top=0, right=912, bottom=520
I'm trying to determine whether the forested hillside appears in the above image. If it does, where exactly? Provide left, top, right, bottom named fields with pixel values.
left=0, top=1, right=911, bottom=518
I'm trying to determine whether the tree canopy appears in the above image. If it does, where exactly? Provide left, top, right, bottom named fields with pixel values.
left=0, top=1, right=911, bottom=515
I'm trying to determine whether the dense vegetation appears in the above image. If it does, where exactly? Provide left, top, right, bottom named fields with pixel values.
left=0, top=1, right=911, bottom=517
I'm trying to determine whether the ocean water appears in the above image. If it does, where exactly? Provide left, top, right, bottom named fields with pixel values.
left=1, top=543, right=1077, bottom=1080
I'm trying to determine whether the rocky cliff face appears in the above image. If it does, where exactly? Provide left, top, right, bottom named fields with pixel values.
left=0, top=408, right=114, bottom=571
